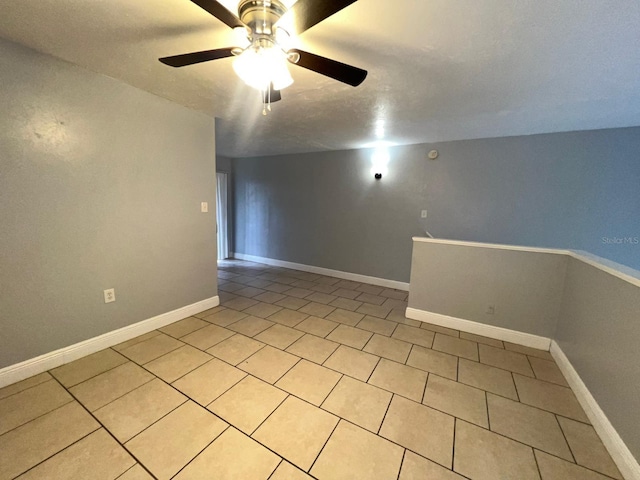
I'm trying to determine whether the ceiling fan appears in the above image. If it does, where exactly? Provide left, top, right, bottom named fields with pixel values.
left=159, top=0, right=368, bottom=111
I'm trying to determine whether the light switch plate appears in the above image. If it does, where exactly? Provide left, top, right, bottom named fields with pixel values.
left=201, top=202, right=208, bottom=213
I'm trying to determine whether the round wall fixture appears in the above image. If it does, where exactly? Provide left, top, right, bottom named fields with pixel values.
left=428, top=149, right=439, bottom=160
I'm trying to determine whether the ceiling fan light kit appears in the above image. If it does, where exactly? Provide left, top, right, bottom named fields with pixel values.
left=159, top=0, right=367, bottom=114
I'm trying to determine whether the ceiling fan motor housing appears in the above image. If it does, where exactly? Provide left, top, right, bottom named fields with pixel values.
left=238, top=0, right=287, bottom=36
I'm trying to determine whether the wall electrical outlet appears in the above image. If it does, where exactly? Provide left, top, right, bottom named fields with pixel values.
left=421, top=210, right=428, bottom=218
left=201, top=202, right=209, bottom=213
left=104, top=288, right=116, bottom=304
left=486, top=304, right=495, bottom=315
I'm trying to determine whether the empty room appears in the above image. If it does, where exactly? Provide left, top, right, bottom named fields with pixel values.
left=1, top=0, right=639, bottom=479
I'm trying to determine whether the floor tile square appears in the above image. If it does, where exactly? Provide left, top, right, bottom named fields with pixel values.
left=285, top=287, right=314, bottom=299
left=275, top=296, right=311, bottom=310
left=299, top=301, right=336, bottom=318
left=125, top=401, right=227, bottom=480
left=332, top=288, right=361, bottom=300
left=264, top=282, right=294, bottom=294
left=306, top=292, right=337, bottom=304
left=357, top=284, right=385, bottom=295
left=15, top=428, right=134, bottom=480
left=270, top=461, right=314, bottom=479
left=0, top=380, right=72, bottom=435
left=356, top=303, right=393, bottom=319
left=294, top=316, right=339, bottom=337
left=206, top=334, right=265, bottom=365
left=202, top=308, right=248, bottom=327
left=432, top=333, right=479, bottom=361
left=419, top=322, right=460, bottom=337
left=535, top=450, right=615, bottom=480
left=379, top=395, right=454, bottom=467
left=326, top=308, right=365, bottom=326
left=181, top=324, right=234, bottom=350
left=329, top=297, right=363, bottom=311
left=0, top=402, right=99, bottom=480
left=355, top=292, right=386, bottom=305
left=119, top=333, right=184, bottom=365
left=0, top=372, right=52, bottom=400
left=243, top=301, right=284, bottom=319
left=528, top=356, right=569, bottom=386
left=381, top=298, right=408, bottom=310
left=363, top=334, right=412, bottom=363
left=392, top=324, right=435, bottom=348
left=406, top=345, right=458, bottom=379
left=457, top=358, right=518, bottom=400
left=253, top=396, right=339, bottom=470
left=381, top=288, right=407, bottom=300
left=321, top=375, right=392, bottom=432
left=172, top=358, right=246, bottom=405
left=504, top=342, right=553, bottom=360
left=70, top=362, right=154, bottom=411
left=368, top=358, right=428, bottom=401
left=276, top=359, right=342, bottom=406
left=117, top=464, right=154, bottom=480
left=174, top=427, right=280, bottom=480
left=238, top=345, right=300, bottom=384
left=193, top=305, right=225, bottom=319
left=356, top=316, right=397, bottom=336
left=513, top=374, right=589, bottom=422
left=326, top=324, right=373, bottom=349
left=488, top=393, right=572, bottom=460
left=286, top=334, right=339, bottom=364
left=460, top=332, right=504, bottom=348
left=112, top=332, right=161, bottom=352
left=323, top=345, right=380, bottom=381
left=268, top=308, right=309, bottom=327
left=254, top=291, right=287, bottom=304
left=557, top=416, right=622, bottom=479
left=159, top=316, right=209, bottom=338
left=144, top=345, right=212, bottom=382
left=235, top=286, right=265, bottom=298
left=399, top=450, right=466, bottom=479
left=224, top=296, right=260, bottom=311
left=423, top=375, right=488, bottom=427
left=454, top=420, right=539, bottom=480
left=335, top=280, right=362, bottom=290
left=310, top=283, right=339, bottom=294
left=208, top=375, right=287, bottom=434
left=228, top=315, right=275, bottom=336
left=255, top=324, right=305, bottom=349
left=479, top=344, right=535, bottom=376
left=311, top=420, right=403, bottom=480
left=94, top=378, right=187, bottom=442
left=50, top=348, right=128, bottom=387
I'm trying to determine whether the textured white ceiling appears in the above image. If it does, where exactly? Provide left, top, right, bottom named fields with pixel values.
left=1, top=0, right=639, bottom=157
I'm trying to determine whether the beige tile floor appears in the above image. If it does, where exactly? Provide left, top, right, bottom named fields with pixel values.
left=0, top=259, right=625, bottom=480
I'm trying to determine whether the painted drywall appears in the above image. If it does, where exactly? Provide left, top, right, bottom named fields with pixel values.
left=407, top=241, right=568, bottom=337
left=216, top=154, right=234, bottom=255
left=232, top=127, right=639, bottom=281
left=0, top=39, right=218, bottom=368
left=556, top=257, right=640, bottom=459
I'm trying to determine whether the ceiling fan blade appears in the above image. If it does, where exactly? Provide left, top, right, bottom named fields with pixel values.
left=262, top=83, right=282, bottom=103
left=159, top=47, right=235, bottom=67
left=282, top=0, right=358, bottom=34
left=288, top=49, right=367, bottom=87
left=189, top=0, right=247, bottom=29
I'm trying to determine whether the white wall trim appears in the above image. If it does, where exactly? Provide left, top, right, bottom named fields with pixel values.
left=0, top=296, right=220, bottom=389
left=412, top=238, right=640, bottom=288
left=405, top=307, right=551, bottom=350
left=551, top=340, right=640, bottom=480
left=232, top=252, right=409, bottom=291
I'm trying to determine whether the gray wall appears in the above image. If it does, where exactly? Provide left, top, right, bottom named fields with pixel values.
left=216, top=155, right=234, bottom=254
left=407, top=242, right=568, bottom=337
left=556, top=258, right=640, bottom=459
left=0, top=39, right=218, bottom=368
left=232, top=127, right=640, bottom=281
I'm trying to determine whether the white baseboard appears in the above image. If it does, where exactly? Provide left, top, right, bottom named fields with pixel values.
left=231, top=252, right=409, bottom=291
left=0, top=296, right=220, bottom=389
left=551, top=341, right=640, bottom=480
left=405, top=307, right=551, bottom=350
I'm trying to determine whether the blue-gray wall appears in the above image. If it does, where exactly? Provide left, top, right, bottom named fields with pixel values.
left=233, top=127, right=640, bottom=281
left=0, top=38, right=218, bottom=368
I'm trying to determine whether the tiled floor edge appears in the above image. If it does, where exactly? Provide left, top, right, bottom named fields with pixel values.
left=231, top=252, right=410, bottom=292
left=0, top=296, right=220, bottom=389
left=551, top=340, right=640, bottom=480
left=404, top=307, right=551, bottom=351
